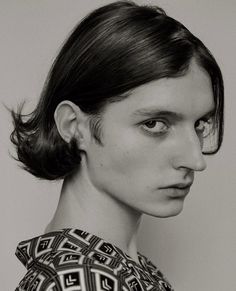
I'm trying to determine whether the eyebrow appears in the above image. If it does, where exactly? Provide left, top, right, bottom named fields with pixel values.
left=132, top=107, right=216, bottom=120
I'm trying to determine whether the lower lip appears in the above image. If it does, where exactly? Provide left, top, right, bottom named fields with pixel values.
left=161, top=187, right=191, bottom=198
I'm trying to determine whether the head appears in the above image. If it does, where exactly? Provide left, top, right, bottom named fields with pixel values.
left=10, top=1, right=224, bottom=217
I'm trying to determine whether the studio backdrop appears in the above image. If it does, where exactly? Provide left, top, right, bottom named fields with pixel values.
left=0, top=1, right=235, bottom=290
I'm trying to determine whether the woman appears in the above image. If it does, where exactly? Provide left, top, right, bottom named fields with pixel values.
left=11, top=1, right=224, bottom=290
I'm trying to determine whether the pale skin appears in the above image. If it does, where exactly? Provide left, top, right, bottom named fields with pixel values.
left=46, top=60, right=214, bottom=264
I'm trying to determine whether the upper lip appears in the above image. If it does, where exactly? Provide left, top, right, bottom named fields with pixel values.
left=161, top=182, right=193, bottom=189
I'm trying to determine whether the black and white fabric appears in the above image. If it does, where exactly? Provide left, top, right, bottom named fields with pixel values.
left=15, top=228, right=174, bottom=290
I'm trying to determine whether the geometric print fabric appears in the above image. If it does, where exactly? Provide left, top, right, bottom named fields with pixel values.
left=15, top=228, right=174, bottom=290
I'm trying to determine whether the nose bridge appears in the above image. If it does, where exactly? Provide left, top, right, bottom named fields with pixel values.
left=175, top=127, right=207, bottom=172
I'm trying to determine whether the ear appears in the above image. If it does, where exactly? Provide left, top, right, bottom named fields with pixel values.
left=54, top=101, right=89, bottom=151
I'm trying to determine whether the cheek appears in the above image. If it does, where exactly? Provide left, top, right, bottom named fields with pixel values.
left=92, top=130, right=169, bottom=189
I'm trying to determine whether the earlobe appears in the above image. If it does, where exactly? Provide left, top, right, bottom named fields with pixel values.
left=54, top=101, right=84, bottom=144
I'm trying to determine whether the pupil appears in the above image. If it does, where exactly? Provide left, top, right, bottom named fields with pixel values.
left=147, top=121, right=156, bottom=128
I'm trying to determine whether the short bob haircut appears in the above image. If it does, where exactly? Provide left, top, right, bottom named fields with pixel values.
left=10, top=0, right=224, bottom=180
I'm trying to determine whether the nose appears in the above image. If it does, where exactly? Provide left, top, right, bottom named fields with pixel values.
left=173, top=129, right=207, bottom=172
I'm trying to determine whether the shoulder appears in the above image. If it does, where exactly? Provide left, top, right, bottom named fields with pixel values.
left=16, top=250, right=130, bottom=291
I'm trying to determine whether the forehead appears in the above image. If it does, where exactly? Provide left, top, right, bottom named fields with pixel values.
left=110, top=61, right=214, bottom=121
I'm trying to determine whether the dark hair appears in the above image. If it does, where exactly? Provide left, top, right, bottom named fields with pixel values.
left=9, top=0, right=224, bottom=180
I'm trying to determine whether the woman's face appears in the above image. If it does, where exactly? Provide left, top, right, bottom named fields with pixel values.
left=84, top=61, right=214, bottom=217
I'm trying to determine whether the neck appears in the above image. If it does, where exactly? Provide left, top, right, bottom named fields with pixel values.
left=46, top=167, right=143, bottom=263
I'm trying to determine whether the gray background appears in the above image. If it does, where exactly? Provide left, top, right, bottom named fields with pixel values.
left=0, top=0, right=235, bottom=290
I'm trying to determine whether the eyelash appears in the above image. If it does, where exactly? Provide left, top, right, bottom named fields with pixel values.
left=140, top=117, right=213, bottom=137
left=141, top=119, right=169, bottom=136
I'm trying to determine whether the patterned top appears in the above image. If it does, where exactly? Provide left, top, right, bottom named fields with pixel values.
left=15, top=228, right=174, bottom=291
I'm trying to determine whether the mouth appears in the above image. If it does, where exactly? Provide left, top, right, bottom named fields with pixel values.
left=160, top=182, right=193, bottom=198
left=169, top=181, right=193, bottom=189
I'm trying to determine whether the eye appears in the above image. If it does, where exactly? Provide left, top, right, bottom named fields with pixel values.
left=195, top=118, right=213, bottom=138
left=141, top=119, right=169, bottom=135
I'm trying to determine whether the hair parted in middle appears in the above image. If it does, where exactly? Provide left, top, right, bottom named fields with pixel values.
left=10, top=0, right=224, bottom=180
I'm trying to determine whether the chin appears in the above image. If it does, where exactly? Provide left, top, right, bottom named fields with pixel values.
left=144, top=199, right=185, bottom=218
